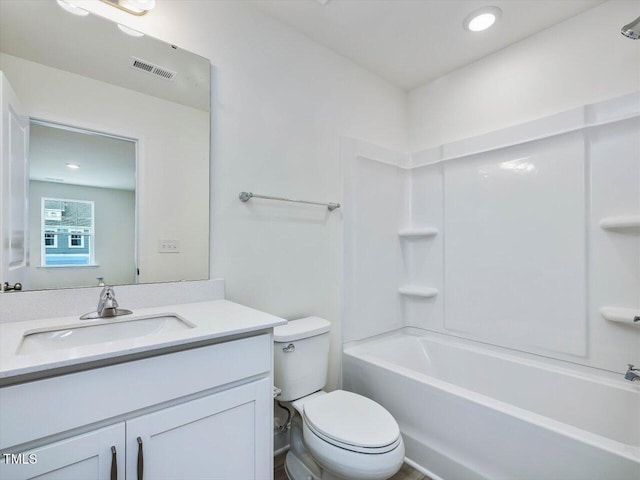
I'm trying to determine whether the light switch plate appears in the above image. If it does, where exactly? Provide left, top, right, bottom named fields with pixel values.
left=159, top=239, right=180, bottom=253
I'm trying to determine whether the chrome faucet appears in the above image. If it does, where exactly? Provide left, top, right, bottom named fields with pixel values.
left=97, top=286, right=119, bottom=317
left=625, top=364, right=640, bottom=382
left=80, top=286, right=133, bottom=320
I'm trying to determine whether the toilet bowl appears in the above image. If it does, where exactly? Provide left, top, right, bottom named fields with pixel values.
left=274, top=318, right=404, bottom=480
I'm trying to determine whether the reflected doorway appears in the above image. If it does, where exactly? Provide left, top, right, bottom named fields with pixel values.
left=29, top=120, right=137, bottom=289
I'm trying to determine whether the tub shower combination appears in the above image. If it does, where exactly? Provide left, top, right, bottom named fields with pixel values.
left=343, top=330, right=639, bottom=480
left=341, top=94, right=640, bottom=479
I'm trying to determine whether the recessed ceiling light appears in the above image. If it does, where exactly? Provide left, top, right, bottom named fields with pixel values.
left=463, top=6, right=502, bottom=32
left=66, top=163, right=80, bottom=169
left=117, top=24, right=145, bottom=37
left=56, top=0, right=90, bottom=17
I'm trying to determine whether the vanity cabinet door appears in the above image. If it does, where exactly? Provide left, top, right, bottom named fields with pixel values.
left=125, top=378, right=271, bottom=480
left=0, top=423, right=125, bottom=480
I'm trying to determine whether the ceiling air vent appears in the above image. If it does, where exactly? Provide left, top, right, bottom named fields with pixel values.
left=129, top=57, right=177, bottom=81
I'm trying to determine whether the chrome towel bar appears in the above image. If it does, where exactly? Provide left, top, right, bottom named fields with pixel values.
left=239, top=192, right=340, bottom=211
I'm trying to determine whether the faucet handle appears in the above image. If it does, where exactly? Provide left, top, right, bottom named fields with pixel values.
left=628, top=364, right=637, bottom=371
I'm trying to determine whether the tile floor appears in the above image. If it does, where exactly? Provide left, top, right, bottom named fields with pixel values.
left=274, top=453, right=430, bottom=480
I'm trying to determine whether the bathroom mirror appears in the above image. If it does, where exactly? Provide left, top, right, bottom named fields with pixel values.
left=0, top=0, right=210, bottom=291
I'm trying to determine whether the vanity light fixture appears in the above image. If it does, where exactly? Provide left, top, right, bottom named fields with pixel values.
left=66, top=163, right=80, bottom=169
left=463, top=6, right=502, bottom=32
left=56, top=0, right=90, bottom=17
left=100, top=0, right=155, bottom=16
left=117, top=24, right=145, bottom=37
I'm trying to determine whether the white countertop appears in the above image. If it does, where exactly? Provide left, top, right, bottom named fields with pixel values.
left=0, top=299, right=287, bottom=381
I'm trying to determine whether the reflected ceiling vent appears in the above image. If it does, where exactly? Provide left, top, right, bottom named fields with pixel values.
left=129, top=57, right=176, bottom=81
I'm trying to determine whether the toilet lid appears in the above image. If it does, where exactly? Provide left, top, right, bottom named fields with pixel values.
left=303, top=390, right=400, bottom=449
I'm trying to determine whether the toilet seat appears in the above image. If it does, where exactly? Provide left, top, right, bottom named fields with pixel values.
left=302, top=390, right=401, bottom=453
left=288, top=390, right=405, bottom=480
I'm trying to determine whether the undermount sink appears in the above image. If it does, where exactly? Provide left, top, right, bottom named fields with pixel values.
left=17, top=315, right=195, bottom=355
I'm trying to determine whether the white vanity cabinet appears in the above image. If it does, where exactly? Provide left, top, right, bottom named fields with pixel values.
left=0, top=424, right=125, bottom=480
left=126, top=379, right=270, bottom=480
left=0, top=333, right=273, bottom=480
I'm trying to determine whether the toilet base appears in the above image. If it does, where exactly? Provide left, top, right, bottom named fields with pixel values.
left=285, top=450, right=343, bottom=480
left=285, top=415, right=343, bottom=480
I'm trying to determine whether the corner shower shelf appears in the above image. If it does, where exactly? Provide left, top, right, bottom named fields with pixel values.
left=398, top=286, right=438, bottom=298
left=398, top=227, right=438, bottom=238
left=599, top=216, right=640, bottom=231
left=600, top=307, right=640, bottom=326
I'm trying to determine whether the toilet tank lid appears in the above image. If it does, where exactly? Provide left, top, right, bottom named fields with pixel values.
left=274, top=317, right=330, bottom=342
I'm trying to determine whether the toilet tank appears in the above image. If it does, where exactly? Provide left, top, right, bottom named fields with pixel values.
left=274, top=317, right=331, bottom=401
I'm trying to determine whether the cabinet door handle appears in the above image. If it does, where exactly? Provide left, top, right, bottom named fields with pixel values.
left=110, top=446, right=117, bottom=480
left=136, top=437, right=144, bottom=480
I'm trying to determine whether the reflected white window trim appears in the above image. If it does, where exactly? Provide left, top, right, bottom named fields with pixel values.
left=37, top=263, right=101, bottom=269
left=44, top=231, right=58, bottom=248
left=68, top=232, right=85, bottom=249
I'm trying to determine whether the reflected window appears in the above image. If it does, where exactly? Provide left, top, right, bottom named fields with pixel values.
left=41, top=198, right=94, bottom=267
left=44, top=231, right=57, bottom=248
left=68, top=233, right=84, bottom=249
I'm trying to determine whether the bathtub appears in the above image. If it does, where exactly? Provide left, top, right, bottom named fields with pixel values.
left=342, top=329, right=640, bottom=480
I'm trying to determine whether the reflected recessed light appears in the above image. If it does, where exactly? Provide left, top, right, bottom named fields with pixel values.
left=463, top=6, right=501, bottom=32
left=117, top=24, right=145, bottom=37
left=99, top=0, right=155, bottom=16
left=128, top=0, right=156, bottom=11
left=66, top=163, right=80, bottom=169
left=56, top=0, right=90, bottom=17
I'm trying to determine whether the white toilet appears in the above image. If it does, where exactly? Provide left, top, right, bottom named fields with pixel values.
left=274, top=317, right=404, bottom=480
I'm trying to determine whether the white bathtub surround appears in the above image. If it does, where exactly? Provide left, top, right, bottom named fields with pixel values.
left=343, top=330, right=640, bottom=480
left=343, top=92, right=640, bottom=375
left=341, top=139, right=410, bottom=343
left=599, top=215, right=640, bottom=231
left=600, top=307, right=640, bottom=326
left=398, top=228, right=438, bottom=238
left=342, top=91, right=640, bottom=480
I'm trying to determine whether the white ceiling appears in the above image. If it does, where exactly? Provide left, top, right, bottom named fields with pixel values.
left=30, top=123, right=136, bottom=191
left=251, top=0, right=605, bottom=90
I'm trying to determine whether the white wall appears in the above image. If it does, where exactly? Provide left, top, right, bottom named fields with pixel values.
left=408, top=0, right=640, bottom=151
left=70, top=0, right=409, bottom=390
left=28, top=181, right=135, bottom=290
left=0, top=52, right=209, bottom=286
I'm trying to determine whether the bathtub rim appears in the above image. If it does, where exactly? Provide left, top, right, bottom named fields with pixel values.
left=343, top=328, right=640, bottom=463
left=345, top=326, right=636, bottom=387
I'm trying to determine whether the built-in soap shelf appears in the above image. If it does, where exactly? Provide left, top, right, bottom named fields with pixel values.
left=599, top=216, right=640, bottom=231
left=398, top=286, right=438, bottom=298
left=398, top=227, right=438, bottom=238
left=600, top=307, right=640, bottom=326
